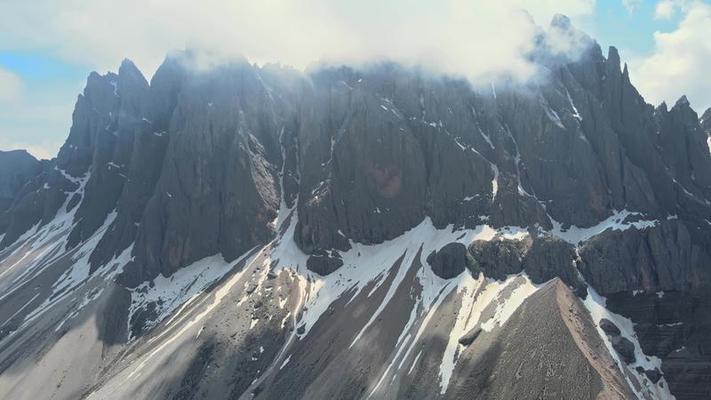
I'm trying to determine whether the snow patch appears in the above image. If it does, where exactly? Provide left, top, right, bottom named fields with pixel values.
left=408, top=350, right=422, bottom=375
left=279, top=354, right=292, bottom=369
left=549, top=210, right=659, bottom=245
left=490, top=164, right=499, bottom=200
left=566, top=89, right=582, bottom=121
left=479, top=275, right=538, bottom=332
left=127, top=253, right=249, bottom=337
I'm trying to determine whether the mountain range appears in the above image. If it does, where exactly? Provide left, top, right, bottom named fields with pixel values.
left=1, top=15, right=710, bottom=400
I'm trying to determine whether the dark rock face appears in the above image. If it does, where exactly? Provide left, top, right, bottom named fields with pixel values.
left=468, top=239, right=529, bottom=280
left=121, top=61, right=282, bottom=285
left=605, top=291, right=711, bottom=399
left=599, top=318, right=621, bottom=336
left=655, top=98, right=711, bottom=204
left=293, top=68, right=495, bottom=254
left=426, top=242, right=471, bottom=279
left=644, top=368, right=663, bottom=384
left=0, top=150, right=42, bottom=212
left=610, top=336, right=636, bottom=364
left=701, top=108, right=711, bottom=139
left=65, top=60, right=150, bottom=249
left=3, top=16, right=711, bottom=400
left=579, top=219, right=711, bottom=295
left=0, top=160, right=76, bottom=249
left=306, top=250, right=344, bottom=276
left=521, top=236, right=583, bottom=292
left=468, top=236, right=583, bottom=291
left=5, top=37, right=711, bottom=293
left=597, top=317, right=636, bottom=365
left=2, top=18, right=711, bottom=398
left=0, top=150, right=50, bottom=246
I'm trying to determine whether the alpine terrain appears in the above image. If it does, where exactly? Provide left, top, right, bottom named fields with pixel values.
left=1, top=15, right=710, bottom=400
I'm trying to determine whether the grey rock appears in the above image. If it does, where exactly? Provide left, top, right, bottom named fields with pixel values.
left=67, top=59, right=150, bottom=249
left=521, top=235, right=583, bottom=292
left=426, top=242, right=471, bottom=279
left=458, top=326, right=481, bottom=346
left=610, top=336, right=636, bottom=364
left=701, top=107, right=711, bottom=136
left=579, top=219, right=711, bottom=295
left=599, top=318, right=621, bottom=336
left=0, top=150, right=42, bottom=212
left=0, top=163, right=75, bottom=249
left=644, top=368, right=663, bottom=384
left=604, top=290, right=711, bottom=399
left=306, top=250, right=343, bottom=276
left=468, top=239, right=529, bottom=280
left=467, top=235, right=584, bottom=292
left=120, top=59, right=282, bottom=286
left=5, top=27, right=711, bottom=398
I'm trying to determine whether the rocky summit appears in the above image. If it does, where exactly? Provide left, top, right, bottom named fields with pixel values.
left=1, top=17, right=710, bottom=400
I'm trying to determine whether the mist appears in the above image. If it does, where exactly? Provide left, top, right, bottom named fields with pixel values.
left=0, top=0, right=596, bottom=83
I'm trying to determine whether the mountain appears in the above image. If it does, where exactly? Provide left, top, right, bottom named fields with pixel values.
left=0, top=150, right=43, bottom=212
left=1, top=17, right=710, bottom=400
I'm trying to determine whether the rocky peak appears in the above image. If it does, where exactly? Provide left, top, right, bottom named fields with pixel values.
left=606, top=46, right=621, bottom=70
left=662, top=95, right=699, bottom=127
left=117, top=58, right=149, bottom=99
left=701, top=108, right=711, bottom=141
left=531, top=14, right=596, bottom=66
left=657, top=101, right=668, bottom=113
left=550, top=13, right=571, bottom=30
left=5, top=42, right=711, bottom=290
left=701, top=107, right=711, bottom=125
left=675, top=94, right=690, bottom=108
left=2, top=21, right=711, bottom=400
left=0, top=150, right=42, bottom=212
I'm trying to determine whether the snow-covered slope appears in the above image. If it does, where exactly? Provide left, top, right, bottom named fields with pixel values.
left=0, top=181, right=672, bottom=400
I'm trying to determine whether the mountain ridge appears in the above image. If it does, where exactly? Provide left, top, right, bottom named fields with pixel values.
left=0, top=16, right=710, bottom=400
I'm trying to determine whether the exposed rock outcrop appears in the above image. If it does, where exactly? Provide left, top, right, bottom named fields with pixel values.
left=468, top=238, right=529, bottom=280
left=579, top=219, right=711, bottom=295
left=426, top=242, right=472, bottom=279
left=0, top=150, right=42, bottom=212
left=599, top=318, right=621, bottom=336
left=610, top=336, right=636, bottom=364
left=1, top=16, right=711, bottom=399
left=468, top=235, right=584, bottom=291
left=306, top=250, right=344, bottom=276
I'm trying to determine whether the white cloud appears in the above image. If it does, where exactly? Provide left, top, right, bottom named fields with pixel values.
left=654, top=0, right=694, bottom=20
left=0, top=0, right=596, bottom=83
left=0, top=0, right=599, bottom=159
left=655, top=0, right=676, bottom=18
left=631, top=1, right=711, bottom=112
left=0, top=67, right=23, bottom=104
left=623, top=0, right=643, bottom=13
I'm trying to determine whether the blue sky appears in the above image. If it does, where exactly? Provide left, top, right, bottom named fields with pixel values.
left=0, top=0, right=709, bottom=159
left=585, top=0, right=679, bottom=53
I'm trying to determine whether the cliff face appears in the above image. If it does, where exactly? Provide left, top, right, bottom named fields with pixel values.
left=5, top=41, right=710, bottom=289
left=1, top=18, right=710, bottom=400
left=0, top=150, right=43, bottom=212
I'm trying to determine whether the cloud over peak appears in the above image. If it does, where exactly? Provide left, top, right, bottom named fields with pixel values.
left=0, top=0, right=595, bottom=83
left=632, top=0, right=711, bottom=112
